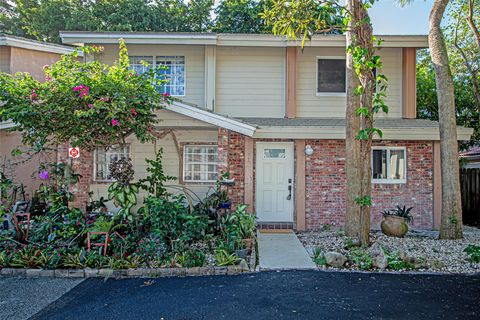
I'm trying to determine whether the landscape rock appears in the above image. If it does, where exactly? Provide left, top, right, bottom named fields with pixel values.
left=324, top=252, right=347, bottom=267
left=369, top=242, right=388, bottom=269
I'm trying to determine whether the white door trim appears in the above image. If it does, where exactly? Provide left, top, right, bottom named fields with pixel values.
left=255, top=142, right=295, bottom=222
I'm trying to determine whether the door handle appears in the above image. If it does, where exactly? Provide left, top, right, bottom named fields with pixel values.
left=287, top=185, right=292, bottom=200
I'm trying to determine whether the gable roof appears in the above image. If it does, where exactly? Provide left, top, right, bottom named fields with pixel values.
left=0, top=34, right=82, bottom=56
left=59, top=32, right=429, bottom=48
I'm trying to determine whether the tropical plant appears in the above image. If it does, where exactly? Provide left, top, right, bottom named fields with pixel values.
left=107, top=158, right=139, bottom=223
left=382, top=205, right=414, bottom=224
left=464, top=244, right=480, bottom=263
left=138, top=149, right=176, bottom=198
left=214, top=249, right=239, bottom=266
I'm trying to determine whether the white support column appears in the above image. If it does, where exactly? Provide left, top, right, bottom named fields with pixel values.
left=204, top=45, right=216, bottom=111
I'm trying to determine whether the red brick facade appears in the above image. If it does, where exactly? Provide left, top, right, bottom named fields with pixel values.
left=218, top=133, right=434, bottom=230
left=57, top=144, right=93, bottom=212
left=217, top=128, right=246, bottom=207
left=304, top=140, right=434, bottom=229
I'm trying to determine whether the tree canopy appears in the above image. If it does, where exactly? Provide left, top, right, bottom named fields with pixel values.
left=0, top=0, right=215, bottom=43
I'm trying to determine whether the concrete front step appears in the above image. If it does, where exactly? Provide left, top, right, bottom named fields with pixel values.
left=257, top=230, right=316, bottom=270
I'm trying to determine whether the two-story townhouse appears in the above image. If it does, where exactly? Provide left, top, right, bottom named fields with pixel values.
left=60, top=32, right=473, bottom=231
left=0, top=34, right=80, bottom=196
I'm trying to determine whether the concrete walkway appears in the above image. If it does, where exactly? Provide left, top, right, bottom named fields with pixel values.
left=257, top=231, right=316, bottom=270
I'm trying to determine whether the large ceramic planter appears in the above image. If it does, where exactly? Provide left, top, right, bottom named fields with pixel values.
left=381, top=215, right=408, bottom=238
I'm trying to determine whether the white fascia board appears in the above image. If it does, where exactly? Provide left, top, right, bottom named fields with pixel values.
left=60, top=32, right=218, bottom=46
left=0, top=35, right=81, bottom=55
left=166, top=101, right=256, bottom=137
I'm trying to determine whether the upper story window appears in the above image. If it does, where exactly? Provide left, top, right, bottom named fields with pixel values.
left=317, top=57, right=346, bottom=95
left=129, top=56, right=185, bottom=97
left=183, top=145, right=218, bottom=183
left=372, top=147, right=406, bottom=184
left=94, top=144, right=131, bottom=181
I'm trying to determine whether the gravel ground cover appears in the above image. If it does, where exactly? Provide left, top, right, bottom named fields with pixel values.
left=298, top=226, right=480, bottom=274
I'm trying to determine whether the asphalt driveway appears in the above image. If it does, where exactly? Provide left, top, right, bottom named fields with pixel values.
left=21, top=270, right=480, bottom=320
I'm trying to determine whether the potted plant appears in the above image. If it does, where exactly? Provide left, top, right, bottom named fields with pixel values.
left=381, top=205, right=413, bottom=238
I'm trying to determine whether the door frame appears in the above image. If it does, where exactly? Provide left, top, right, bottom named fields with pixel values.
left=255, top=141, right=295, bottom=223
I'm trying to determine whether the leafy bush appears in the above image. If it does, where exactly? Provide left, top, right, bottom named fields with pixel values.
left=219, top=205, right=256, bottom=253
left=140, top=195, right=209, bottom=252
left=214, top=249, right=238, bottom=266
left=135, top=236, right=167, bottom=264
left=348, top=248, right=373, bottom=270
left=138, top=149, right=176, bottom=197
left=386, top=251, right=414, bottom=270
left=464, top=245, right=480, bottom=263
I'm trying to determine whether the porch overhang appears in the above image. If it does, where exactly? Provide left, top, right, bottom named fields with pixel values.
left=237, top=118, right=474, bottom=141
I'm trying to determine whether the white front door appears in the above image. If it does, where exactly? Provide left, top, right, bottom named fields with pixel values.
left=255, top=142, right=294, bottom=222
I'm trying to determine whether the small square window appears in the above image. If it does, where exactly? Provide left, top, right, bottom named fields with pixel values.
left=94, top=145, right=130, bottom=181
left=183, top=145, right=218, bottom=183
left=263, top=148, right=286, bottom=159
left=317, top=58, right=346, bottom=94
left=372, top=147, right=406, bottom=183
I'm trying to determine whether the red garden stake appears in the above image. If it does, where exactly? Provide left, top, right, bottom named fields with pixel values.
left=13, top=213, right=31, bottom=242
left=87, top=231, right=109, bottom=256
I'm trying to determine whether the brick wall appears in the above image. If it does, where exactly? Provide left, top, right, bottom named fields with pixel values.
left=57, top=144, right=93, bottom=212
left=304, top=140, right=434, bottom=230
left=217, top=129, right=246, bottom=207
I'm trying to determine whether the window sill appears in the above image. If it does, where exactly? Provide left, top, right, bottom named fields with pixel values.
left=316, top=92, right=346, bottom=97
left=372, top=179, right=406, bottom=185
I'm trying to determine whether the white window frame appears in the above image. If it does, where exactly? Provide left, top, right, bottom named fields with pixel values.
left=93, top=144, right=131, bottom=182
left=183, top=145, right=218, bottom=183
left=129, top=55, right=186, bottom=97
left=316, top=56, right=347, bottom=97
left=372, top=146, right=407, bottom=184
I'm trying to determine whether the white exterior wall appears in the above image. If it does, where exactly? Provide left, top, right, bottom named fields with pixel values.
left=296, top=47, right=403, bottom=118
left=215, top=46, right=285, bottom=118
left=94, top=44, right=206, bottom=108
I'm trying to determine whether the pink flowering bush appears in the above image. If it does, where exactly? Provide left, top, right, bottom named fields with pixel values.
left=0, top=40, right=172, bottom=151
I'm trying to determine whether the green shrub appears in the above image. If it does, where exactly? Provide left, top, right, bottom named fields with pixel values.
left=464, top=245, right=480, bottom=263
left=348, top=248, right=373, bottom=270
left=313, top=248, right=326, bottom=266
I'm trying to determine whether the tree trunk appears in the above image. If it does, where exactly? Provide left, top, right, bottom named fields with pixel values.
left=344, top=0, right=362, bottom=239
left=429, top=0, right=463, bottom=239
left=344, top=0, right=373, bottom=246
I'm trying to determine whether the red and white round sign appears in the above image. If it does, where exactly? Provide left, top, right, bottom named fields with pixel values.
left=68, top=147, right=80, bottom=159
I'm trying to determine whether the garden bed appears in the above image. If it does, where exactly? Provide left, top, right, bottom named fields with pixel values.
left=298, top=226, right=480, bottom=274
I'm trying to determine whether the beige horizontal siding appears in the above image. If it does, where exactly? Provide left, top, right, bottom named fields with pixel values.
left=92, top=44, right=206, bottom=108
left=296, top=47, right=402, bottom=118
left=89, top=130, right=218, bottom=212
left=216, top=46, right=285, bottom=118
left=154, top=109, right=214, bottom=128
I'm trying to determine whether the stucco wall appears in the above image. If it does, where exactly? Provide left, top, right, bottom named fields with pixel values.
left=0, top=46, right=10, bottom=73
left=0, top=131, right=56, bottom=198
left=9, top=46, right=61, bottom=81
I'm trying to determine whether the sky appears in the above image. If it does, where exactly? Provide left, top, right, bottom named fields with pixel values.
left=369, top=0, right=434, bottom=35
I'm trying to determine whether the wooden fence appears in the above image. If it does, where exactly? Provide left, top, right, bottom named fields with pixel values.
left=461, top=168, right=480, bottom=226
